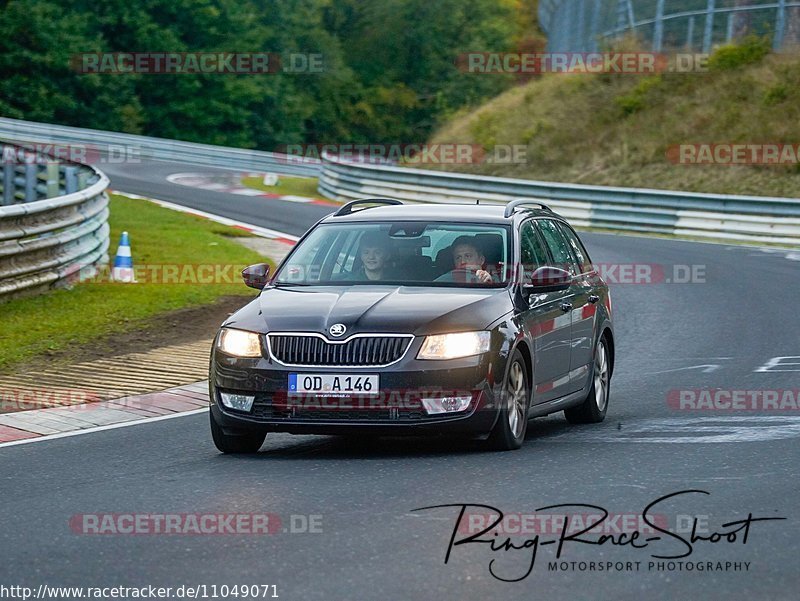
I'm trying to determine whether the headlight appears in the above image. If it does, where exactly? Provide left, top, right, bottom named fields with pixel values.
left=216, top=328, right=262, bottom=357
left=417, top=331, right=490, bottom=360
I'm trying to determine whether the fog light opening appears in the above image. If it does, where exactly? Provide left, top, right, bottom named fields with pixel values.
left=219, top=392, right=255, bottom=412
left=421, top=395, right=472, bottom=415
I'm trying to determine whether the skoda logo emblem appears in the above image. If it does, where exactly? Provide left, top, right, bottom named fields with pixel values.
left=329, top=323, right=347, bottom=337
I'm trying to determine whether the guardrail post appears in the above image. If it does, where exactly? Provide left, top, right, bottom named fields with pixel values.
left=589, top=0, right=601, bottom=52
left=77, top=170, right=89, bottom=191
left=576, top=0, right=586, bottom=53
left=64, top=166, right=78, bottom=194
left=653, top=0, right=665, bottom=52
left=703, top=0, right=716, bottom=53
left=2, top=163, right=13, bottom=206
left=45, top=161, right=60, bottom=198
left=615, top=0, right=628, bottom=35
left=774, top=0, right=786, bottom=49
left=25, top=163, right=37, bottom=202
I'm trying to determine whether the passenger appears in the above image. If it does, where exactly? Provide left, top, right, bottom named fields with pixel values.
left=347, top=231, right=392, bottom=281
left=436, top=236, right=493, bottom=283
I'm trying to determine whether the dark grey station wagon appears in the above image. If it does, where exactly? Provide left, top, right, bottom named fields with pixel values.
left=209, top=199, right=614, bottom=452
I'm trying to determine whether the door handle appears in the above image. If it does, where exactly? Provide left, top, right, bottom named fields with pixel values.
left=588, top=294, right=600, bottom=304
left=560, top=302, right=572, bottom=312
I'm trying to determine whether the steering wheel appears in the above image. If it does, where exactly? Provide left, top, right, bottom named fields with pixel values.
left=447, top=267, right=489, bottom=283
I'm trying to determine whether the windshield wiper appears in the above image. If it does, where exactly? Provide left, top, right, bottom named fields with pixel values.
left=273, top=281, right=312, bottom=287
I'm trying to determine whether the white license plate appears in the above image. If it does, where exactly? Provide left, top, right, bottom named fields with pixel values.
left=289, top=373, right=379, bottom=394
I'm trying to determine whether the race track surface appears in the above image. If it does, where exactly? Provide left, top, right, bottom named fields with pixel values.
left=1, top=159, right=798, bottom=599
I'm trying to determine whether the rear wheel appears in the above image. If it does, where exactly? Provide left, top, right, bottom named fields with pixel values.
left=210, top=412, right=266, bottom=453
left=486, top=349, right=530, bottom=451
left=565, top=335, right=610, bottom=424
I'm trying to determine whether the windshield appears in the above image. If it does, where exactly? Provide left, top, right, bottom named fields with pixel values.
left=274, top=222, right=512, bottom=287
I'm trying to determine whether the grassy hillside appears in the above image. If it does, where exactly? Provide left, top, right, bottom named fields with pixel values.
left=430, top=40, right=800, bottom=198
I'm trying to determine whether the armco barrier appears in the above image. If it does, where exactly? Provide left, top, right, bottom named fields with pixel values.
left=3, top=118, right=797, bottom=245
left=0, top=142, right=110, bottom=300
left=0, top=117, right=319, bottom=178
left=318, top=153, right=800, bottom=246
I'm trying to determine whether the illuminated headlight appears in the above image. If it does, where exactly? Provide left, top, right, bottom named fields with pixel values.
left=219, top=391, right=255, bottom=412
left=421, top=395, right=472, bottom=415
left=216, top=328, right=262, bottom=357
left=417, top=331, right=490, bottom=360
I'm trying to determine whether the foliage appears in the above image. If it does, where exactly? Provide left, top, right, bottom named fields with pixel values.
left=0, top=0, right=525, bottom=147
left=707, top=36, right=771, bottom=71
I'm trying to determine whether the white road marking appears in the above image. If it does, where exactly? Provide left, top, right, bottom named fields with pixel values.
left=114, top=192, right=299, bottom=241
left=0, top=408, right=208, bottom=450
left=544, top=416, right=800, bottom=444
left=646, top=364, right=722, bottom=375
left=755, top=356, right=800, bottom=373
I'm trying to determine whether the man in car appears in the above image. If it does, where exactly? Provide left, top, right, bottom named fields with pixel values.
left=345, top=231, right=393, bottom=281
left=436, top=236, right=493, bottom=283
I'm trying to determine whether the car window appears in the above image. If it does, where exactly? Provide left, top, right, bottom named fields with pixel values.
left=519, top=221, right=550, bottom=282
left=537, top=219, right=579, bottom=275
left=275, top=222, right=511, bottom=287
left=556, top=222, right=593, bottom=273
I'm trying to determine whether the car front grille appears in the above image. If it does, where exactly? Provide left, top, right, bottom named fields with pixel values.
left=268, top=334, right=412, bottom=367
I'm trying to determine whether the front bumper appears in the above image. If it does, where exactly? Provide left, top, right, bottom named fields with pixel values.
left=209, top=339, right=506, bottom=436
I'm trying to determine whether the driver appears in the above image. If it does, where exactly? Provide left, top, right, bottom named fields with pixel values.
left=436, top=236, right=493, bottom=283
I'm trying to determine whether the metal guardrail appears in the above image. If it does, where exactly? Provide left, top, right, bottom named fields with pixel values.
left=318, top=153, right=800, bottom=245
left=0, top=118, right=319, bottom=178
left=539, top=0, right=800, bottom=53
left=0, top=142, right=110, bottom=300
left=3, top=119, right=797, bottom=245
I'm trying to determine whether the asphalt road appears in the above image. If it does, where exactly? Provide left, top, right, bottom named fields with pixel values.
left=101, top=160, right=331, bottom=237
left=1, top=160, right=798, bottom=600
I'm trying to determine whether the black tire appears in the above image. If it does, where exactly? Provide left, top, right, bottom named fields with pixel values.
left=486, top=349, right=530, bottom=451
left=565, top=334, right=611, bottom=424
left=210, top=412, right=267, bottom=454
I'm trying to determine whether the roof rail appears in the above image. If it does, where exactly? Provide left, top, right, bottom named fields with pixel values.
left=503, top=199, right=552, bottom=218
left=333, top=198, right=403, bottom=217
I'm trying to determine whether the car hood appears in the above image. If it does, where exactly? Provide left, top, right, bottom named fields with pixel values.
left=224, top=285, right=513, bottom=336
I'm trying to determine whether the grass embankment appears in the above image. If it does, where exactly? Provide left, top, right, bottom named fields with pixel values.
left=430, top=40, right=800, bottom=197
left=240, top=175, right=321, bottom=198
left=0, top=194, right=265, bottom=371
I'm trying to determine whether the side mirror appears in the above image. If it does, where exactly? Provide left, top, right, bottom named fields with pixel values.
left=522, top=266, right=571, bottom=296
left=242, top=263, right=271, bottom=289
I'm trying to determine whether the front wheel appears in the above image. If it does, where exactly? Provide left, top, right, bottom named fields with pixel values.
left=486, top=349, right=530, bottom=451
left=210, top=412, right=267, bottom=453
left=565, top=335, right=610, bottom=424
